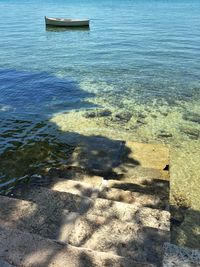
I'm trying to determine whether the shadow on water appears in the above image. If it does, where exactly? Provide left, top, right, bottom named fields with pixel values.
left=0, top=130, right=169, bottom=266
left=0, top=117, right=198, bottom=266
left=45, top=25, right=90, bottom=32
left=0, top=68, right=156, bottom=266
left=0, top=68, right=141, bottom=194
left=0, top=68, right=198, bottom=266
left=0, top=127, right=140, bottom=195
left=0, top=68, right=97, bottom=192
left=0, top=111, right=172, bottom=266
left=0, top=68, right=96, bottom=115
left=0, top=115, right=154, bottom=265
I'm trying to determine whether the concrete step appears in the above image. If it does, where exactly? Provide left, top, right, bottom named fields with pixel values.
left=124, top=141, right=169, bottom=170
left=113, top=166, right=169, bottom=181
left=0, top=226, right=154, bottom=267
left=47, top=165, right=169, bottom=182
left=56, top=138, right=169, bottom=177
left=106, top=178, right=169, bottom=200
left=49, top=178, right=168, bottom=210
left=11, top=186, right=170, bottom=230
left=60, top=213, right=169, bottom=266
left=46, top=166, right=169, bottom=197
left=26, top=170, right=169, bottom=210
left=0, top=195, right=169, bottom=266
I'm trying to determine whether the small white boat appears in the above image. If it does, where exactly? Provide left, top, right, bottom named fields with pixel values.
left=45, top=16, right=90, bottom=27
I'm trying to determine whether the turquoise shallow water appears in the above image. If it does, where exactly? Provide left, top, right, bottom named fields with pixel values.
left=1, top=0, right=200, bottom=112
left=0, top=0, right=200, bottom=196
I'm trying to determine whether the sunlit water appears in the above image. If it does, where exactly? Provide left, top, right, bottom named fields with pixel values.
left=0, top=0, right=200, bottom=216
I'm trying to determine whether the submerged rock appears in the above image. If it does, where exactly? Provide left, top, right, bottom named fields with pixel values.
left=136, top=118, right=147, bottom=125
left=157, top=131, right=173, bottom=138
left=84, top=109, right=112, bottom=119
left=151, top=113, right=157, bottom=118
left=183, top=112, right=200, bottom=124
left=141, top=137, right=149, bottom=143
left=83, top=111, right=96, bottom=118
left=180, top=127, right=199, bottom=140
left=114, top=111, right=132, bottom=122
left=160, top=111, right=168, bottom=116
left=97, top=109, right=112, bottom=117
left=137, top=112, right=147, bottom=119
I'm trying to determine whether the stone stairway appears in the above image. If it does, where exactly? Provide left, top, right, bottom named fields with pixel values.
left=0, top=140, right=170, bottom=267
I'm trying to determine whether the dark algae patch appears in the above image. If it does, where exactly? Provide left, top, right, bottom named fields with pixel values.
left=0, top=117, right=75, bottom=194
left=0, top=139, right=74, bottom=194
left=183, top=112, right=200, bottom=124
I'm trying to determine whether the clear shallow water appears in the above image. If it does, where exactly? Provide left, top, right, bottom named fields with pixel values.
left=0, top=0, right=200, bottom=212
left=1, top=0, right=200, bottom=109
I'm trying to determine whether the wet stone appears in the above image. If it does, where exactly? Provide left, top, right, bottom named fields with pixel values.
left=136, top=118, right=147, bottom=125
left=65, top=136, right=126, bottom=176
left=157, top=131, right=173, bottom=138
left=97, top=109, right=112, bottom=117
left=83, top=111, right=96, bottom=118
left=83, top=109, right=112, bottom=119
left=129, top=124, right=140, bottom=131
left=180, top=127, right=200, bottom=140
left=151, top=113, right=157, bottom=118
left=114, top=111, right=132, bottom=122
left=141, top=137, right=149, bottom=143
left=137, top=112, right=147, bottom=119
left=160, top=111, right=168, bottom=116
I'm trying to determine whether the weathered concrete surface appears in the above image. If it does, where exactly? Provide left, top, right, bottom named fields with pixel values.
left=0, top=192, right=169, bottom=238
left=50, top=178, right=168, bottom=209
left=0, top=138, right=170, bottom=266
left=46, top=164, right=170, bottom=208
left=0, top=226, right=154, bottom=267
left=106, top=177, right=169, bottom=191
left=90, top=198, right=170, bottom=229
left=50, top=178, right=99, bottom=198
left=64, top=137, right=127, bottom=175
left=11, top=186, right=170, bottom=229
left=112, top=166, right=169, bottom=181
left=125, top=141, right=169, bottom=170
left=46, top=138, right=169, bottom=178
left=67, top=139, right=170, bottom=172
left=64, top=213, right=169, bottom=265
left=163, top=243, right=200, bottom=267
left=47, top=166, right=104, bottom=185
left=47, top=165, right=169, bottom=182
left=106, top=178, right=169, bottom=210
left=0, top=195, right=169, bottom=265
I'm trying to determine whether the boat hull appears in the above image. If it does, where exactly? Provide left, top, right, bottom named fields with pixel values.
left=45, top=17, right=89, bottom=27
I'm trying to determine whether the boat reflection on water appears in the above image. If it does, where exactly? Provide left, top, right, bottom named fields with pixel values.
left=45, top=25, right=90, bottom=32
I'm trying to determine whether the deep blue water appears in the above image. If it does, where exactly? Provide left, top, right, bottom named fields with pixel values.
left=0, top=69, right=96, bottom=115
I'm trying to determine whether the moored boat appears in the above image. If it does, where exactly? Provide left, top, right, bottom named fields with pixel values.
left=45, top=16, right=90, bottom=27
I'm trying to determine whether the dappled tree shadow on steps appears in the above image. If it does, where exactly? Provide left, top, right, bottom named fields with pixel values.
left=0, top=72, right=171, bottom=266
